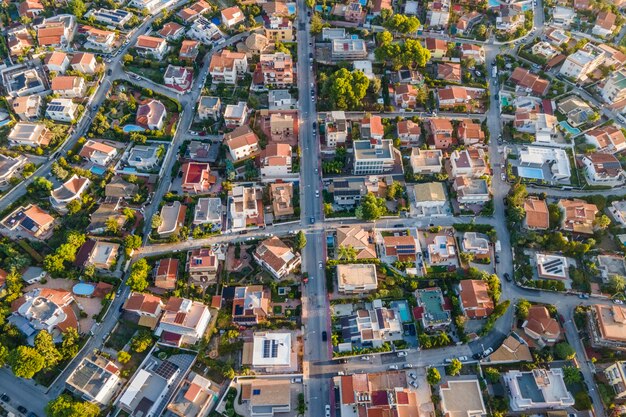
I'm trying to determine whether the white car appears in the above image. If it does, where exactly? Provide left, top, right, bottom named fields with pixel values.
left=397, top=351, right=407, bottom=357
left=325, top=405, right=331, bottom=417
left=361, top=355, right=370, bottom=360
left=501, top=173, right=506, bottom=181
left=318, top=261, right=323, bottom=269
left=614, top=299, right=624, bottom=305
left=388, top=364, right=399, bottom=370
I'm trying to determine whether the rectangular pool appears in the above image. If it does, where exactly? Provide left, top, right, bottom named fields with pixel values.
left=390, top=301, right=411, bottom=322
left=517, top=166, right=545, bottom=180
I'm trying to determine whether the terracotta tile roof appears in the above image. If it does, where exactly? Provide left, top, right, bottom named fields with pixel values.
left=254, top=236, right=293, bottom=273
left=425, top=37, right=447, bottom=52
left=159, top=22, right=184, bottom=37
left=523, top=198, right=549, bottom=229
left=362, top=116, right=384, bottom=136
left=397, top=120, right=421, bottom=136
left=524, top=306, right=560, bottom=339
left=437, top=62, right=461, bottom=82
left=51, top=76, right=81, bottom=91
left=23, top=204, right=54, bottom=228
left=586, top=125, right=626, bottom=150
left=45, top=51, right=67, bottom=67
left=136, top=35, right=166, bottom=49
left=429, top=118, right=453, bottom=132
left=209, top=50, right=246, bottom=72
left=124, top=292, right=162, bottom=315
left=596, top=10, right=616, bottom=30
left=37, top=24, right=64, bottom=45
left=79, top=140, right=116, bottom=159
left=225, top=126, right=259, bottom=151
left=222, top=6, right=243, bottom=21
left=71, top=52, right=95, bottom=65
left=155, top=258, right=178, bottom=290
left=459, top=279, right=494, bottom=318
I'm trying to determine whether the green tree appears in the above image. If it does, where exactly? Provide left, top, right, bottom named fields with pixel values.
left=446, top=358, right=462, bottom=376
left=563, top=366, right=582, bottom=385
left=9, top=345, right=45, bottom=379
left=383, top=14, right=421, bottom=33
left=31, top=177, right=53, bottom=192
left=45, top=394, right=100, bottom=417
left=0, top=343, right=8, bottom=367
left=151, top=214, right=163, bottom=229
left=427, top=367, right=441, bottom=385
left=386, top=181, right=404, bottom=200
left=127, top=258, right=150, bottom=292
left=484, top=367, right=501, bottom=383
left=476, top=24, right=487, bottom=38
left=117, top=351, right=131, bottom=364
left=310, top=13, right=324, bottom=34
left=554, top=342, right=576, bottom=360
left=35, top=330, right=62, bottom=369
left=66, top=199, right=82, bottom=214
left=609, top=275, right=626, bottom=293
left=294, top=231, right=307, bottom=251
left=337, top=245, right=358, bottom=261
left=60, top=327, right=80, bottom=359
left=594, top=214, right=611, bottom=229
left=123, top=234, right=142, bottom=257
left=516, top=298, right=531, bottom=320
left=357, top=192, right=386, bottom=221
left=376, top=30, right=394, bottom=45
left=105, top=216, right=120, bottom=234
left=548, top=203, right=562, bottom=229
left=131, top=330, right=153, bottom=353
left=67, top=0, right=86, bottom=17
left=459, top=252, right=474, bottom=264
left=324, top=68, right=370, bottom=110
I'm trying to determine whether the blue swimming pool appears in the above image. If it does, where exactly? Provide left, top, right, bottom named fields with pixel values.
left=286, top=2, right=296, bottom=13
left=0, top=119, right=11, bottom=127
left=559, top=121, right=581, bottom=135
left=73, top=282, right=95, bottom=297
left=123, top=124, right=145, bottom=133
left=391, top=300, right=411, bottom=323
left=517, top=166, right=545, bottom=180
left=488, top=0, right=500, bottom=7
left=90, top=166, right=106, bottom=175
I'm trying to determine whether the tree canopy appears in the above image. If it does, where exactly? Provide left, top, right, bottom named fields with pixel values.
left=46, top=394, right=100, bottom=417
left=383, top=14, right=421, bottom=33
left=322, top=68, right=370, bottom=110
left=554, top=342, right=576, bottom=360
left=127, top=258, right=150, bottom=292
left=356, top=192, right=387, bottom=221
left=427, top=367, right=441, bottom=385
left=9, top=345, right=45, bottom=379
left=375, top=38, right=431, bottom=69
left=446, top=358, right=462, bottom=376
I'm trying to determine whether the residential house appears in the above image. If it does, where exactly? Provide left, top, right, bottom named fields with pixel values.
left=428, top=1, right=450, bottom=28
left=396, top=120, right=422, bottom=147
left=504, top=369, right=574, bottom=410
left=382, top=235, right=418, bottom=261
left=517, top=146, right=571, bottom=182
left=105, top=176, right=138, bottom=200
left=585, top=125, right=626, bottom=153
left=187, top=248, right=218, bottom=283
left=258, top=53, right=293, bottom=87
left=536, top=253, right=569, bottom=280
left=11, top=95, right=42, bottom=122
left=181, top=162, right=213, bottom=194
left=523, top=305, right=561, bottom=347
left=325, top=111, right=348, bottom=147
left=360, top=116, right=384, bottom=141
left=437, top=62, right=461, bottom=83
left=0, top=155, right=25, bottom=187
left=458, top=120, right=485, bottom=145
left=557, top=96, right=594, bottom=127
left=428, top=118, right=454, bottom=149
left=439, top=379, right=487, bottom=417
left=531, top=41, right=559, bottom=60
left=36, top=15, right=76, bottom=47
left=155, top=297, right=211, bottom=346
left=84, top=28, right=116, bottom=52
left=197, top=96, right=221, bottom=120
left=232, top=285, right=270, bottom=325
left=264, top=16, right=294, bottom=42
left=50, top=175, right=90, bottom=214
left=18, top=0, right=44, bottom=18
left=270, top=182, right=294, bottom=218
left=604, top=362, right=626, bottom=399
left=158, top=22, right=185, bottom=39
left=135, top=35, right=168, bottom=60
left=461, top=232, right=490, bottom=256
left=166, top=373, right=217, bottom=417
left=335, top=226, right=376, bottom=259
left=223, top=102, right=248, bottom=128
left=74, top=240, right=119, bottom=270
left=70, top=52, right=97, bottom=74
left=437, top=86, right=481, bottom=109
left=225, top=126, right=259, bottom=161
left=87, top=203, right=124, bottom=234
left=66, top=355, right=121, bottom=406
left=331, top=38, right=367, bottom=60
left=553, top=6, right=575, bottom=26
left=425, top=38, right=447, bottom=59
left=7, top=27, right=34, bottom=57
left=253, top=236, right=301, bottom=279
left=123, top=292, right=164, bottom=322
left=496, top=4, right=525, bottom=31
left=590, top=304, right=626, bottom=349
left=559, top=44, right=605, bottom=81
left=582, top=153, right=625, bottom=187
left=127, top=145, right=161, bottom=170
left=453, top=176, right=490, bottom=203
left=228, top=185, right=264, bottom=230
left=593, top=10, right=616, bottom=37
left=268, top=90, right=294, bottom=110
left=187, top=141, right=214, bottom=163
left=449, top=148, right=488, bottom=178
left=44, top=51, right=69, bottom=73
left=1, top=204, right=54, bottom=239
left=163, top=65, right=193, bottom=91
left=456, top=11, right=482, bottom=34
left=394, top=84, right=418, bottom=108
left=87, top=8, right=133, bottom=27
left=193, top=197, right=222, bottom=228
left=260, top=143, right=293, bottom=179
left=413, top=182, right=447, bottom=215
left=510, top=67, right=550, bottom=96
left=337, top=264, right=378, bottom=294
left=459, top=279, right=494, bottom=319
left=157, top=201, right=186, bottom=237
left=79, top=140, right=117, bottom=166
left=340, top=299, right=403, bottom=347
left=460, top=43, right=485, bottom=63
left=353, top=139, right=397, bottom=175
left=514, top=111, right=558, bottom=144
left=129, top=0, right=161, bottom=13
left=269, top=113, right=294, bottom=141
left=221, top=6, right=244, bottom=27
left=50, top=76, right=85, bottom=98
left=2, top=66, right=45, bottom=97
left=45, top=98, right=77, bottom=123
left=410, top=149, right=443, bottom=174
left=523, top=197, right=549, bottom=230
left=558, top=199, right=598, bottom=234
left=602, top=69, right=626, bottom=105
left=179, top=40, right=200, bottom=62
left=136, top=99, right=166, bottom=130
left=244, top=332, right=294, bottom=371
left=8, top=122, right=49, bottom=148
left=186, top=18, right=224, bottom=45
left=177, top=0, right=212, bottom=22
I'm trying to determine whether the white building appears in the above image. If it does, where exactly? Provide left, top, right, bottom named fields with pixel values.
left=601, top=69, right=626, bottom=105
left=325, top=111, right=348, bottom=147
left=559, top=44, right=606, bottom=81
left=336, top=263, right=378, bottom=294
left=127, top=145, right=160, bottom=170
left=50, top=175, right=90, bottom=213
left=66, top=356, right=121, bottom=405
left=552, top=6, right=575, bottom=26
left=250, top=332, right=293, bottom=369
left=504, top=369, right=575, bottom=411
left=193, top=197, right=222, bottom=228
left=517, top=147, right=571, bottom=182
left=581, top=153, right=625, bottom=186
left=155, top=297, right=211, bottom=346
left=413, top=182, right=447, bottom=216
left=45, top=98, right=77, bottom=122
left=353, top=139, right=397, bottom=175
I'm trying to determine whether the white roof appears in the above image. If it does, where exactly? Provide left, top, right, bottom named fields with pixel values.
left=252, top=332, right=292, bottom=367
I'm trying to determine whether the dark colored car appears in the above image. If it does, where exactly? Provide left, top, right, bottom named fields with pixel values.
left=107, top=69, right=112, bottom=75
left=322, top=331, right=328, bottom=341
left=1, top=394, right=10, bottom=402
left=17, top=406, right=28, bottom=414
left=310, top=217, right=315, bottom=224
left=504, top=273, right=511, bottom=282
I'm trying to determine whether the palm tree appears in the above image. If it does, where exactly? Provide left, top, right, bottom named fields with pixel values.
left=336, top=245, right=358, bottom=261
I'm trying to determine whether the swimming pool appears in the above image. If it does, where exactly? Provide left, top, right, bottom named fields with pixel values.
left=559, top=121, right=581, bottom=135
left=123, top=124, right=145, bottom=133
left=501, top=97, right=510, bottom=106
left=0, top=119, right=11, bottom=127
left=488, top=0, right=500, bottom=7
left=90, top=166, right=106, bottom=175
left=390, top=301, right=411, bottom=322
left=517, top=166, right=545, bottom=180
left=286, top=2, right=296, bottom=13
left=73, top=282, right=95, bottom=297
left=521, top=2, right=531, bottom=10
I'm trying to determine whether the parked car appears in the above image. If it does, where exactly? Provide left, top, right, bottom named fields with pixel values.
left=504, top=272, right=512, bottom=282
left=322, top=331, right=327, bottom=341
left=325, top=405, right=331, bottom=417
left=388, top=364, right=399, bottom=370
left=361, top=355, right=370, bottom=360
left=397, top=351, right=407, bottom=357
left=17, top=406, right=27, bottom=414
left=614, top=299, right=624, bottom=305
left=403, top=364, right=414, bottom=369
left=318, top=261, right=323, bottom=269
left=458, top=356, right=469, bottom=362
left=0, top=394, right=10, bottom=402
left=291, top=377, right=302, bottom=383
left=483, top=347, right=494, bottom=357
